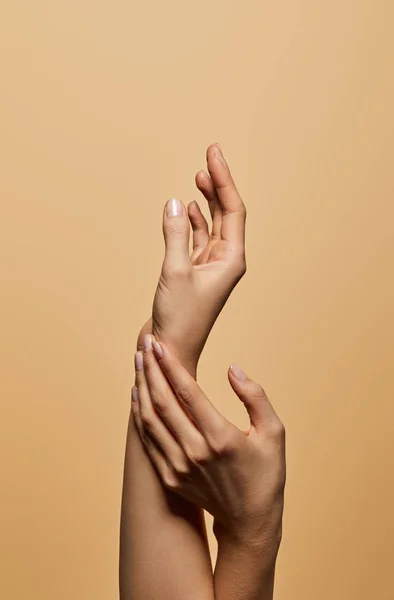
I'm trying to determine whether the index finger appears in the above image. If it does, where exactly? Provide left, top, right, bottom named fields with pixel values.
left=206, top=143, right=246, bottom=247
left=152, top=339, right=228, bottom=440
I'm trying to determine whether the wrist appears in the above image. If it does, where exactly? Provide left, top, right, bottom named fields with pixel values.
left=151, top=328, right=199, bottom=378
left=213, top=518, right=282, bottom=566
left=169, top=349, right=198, bottom=379
left=214, top=524, right=279, bottom=600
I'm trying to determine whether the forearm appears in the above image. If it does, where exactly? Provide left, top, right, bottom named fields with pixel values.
left=119, top=410, right=214, bottom=600
left=123, top=328, right=283, bottom=600
left=213, top=526, right=281, bottom=600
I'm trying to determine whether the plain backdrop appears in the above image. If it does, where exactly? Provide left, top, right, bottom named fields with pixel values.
left=1, top=2, right=393, bottom=599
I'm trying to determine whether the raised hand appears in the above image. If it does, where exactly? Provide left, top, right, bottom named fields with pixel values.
left=137, top=143, right=246, bottom=375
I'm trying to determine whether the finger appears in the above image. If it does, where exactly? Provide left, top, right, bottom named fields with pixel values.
left=228, top=363, right=281, bottom=434
left=151, top=339, right=228, bottom=439
left=136, top=317, right=152, bottom=352
left=143, top=335, right=204, bottom=452
left=134, top=350, right=185, bottom=466
left=162, top=198, right=192, bottom=277
left=188, top=201, right=209, bottom=256
left=131, top=384, right=169, bottom=477
left=195, top=170, right=222, bottom=239
left=206, top=143, right=246, bottom=246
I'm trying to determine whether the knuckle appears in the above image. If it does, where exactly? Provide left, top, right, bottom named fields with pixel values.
left=140, top=432, right=150, bottom=448
left=172, top=460, right=190, bottom=478
left=248, top=382, right=267, bottom=401
left=150, top=390, right=167, bottom=414
left=140, top=411, right=154, bottom=432
left=165, top=221, right=188, bottom=236
left=268, top=418, right=286, bottom=443
left=162, top=471, right=180, bottom=491
left=135, top=420, right=150, bottom=447
left=186, top=446, right=211, bottom=467
left=237, top=202, right=247, bottom=219
left=220, top=437, right=238, bottom=458
left=175, top=386, right=194, bottom=407
left=163, top=263, right=192, bottom=280
left=142, top=351, right=153, bottom=368
left=207, top=436, right=225, bottom=457
left=208, top=427, right=238, bottom=458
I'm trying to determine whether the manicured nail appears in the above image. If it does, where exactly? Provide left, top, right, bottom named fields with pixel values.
left=152, top=339, right=163, bottom=358
left=214, top=143, right=226, bottom=165
left=132, top=386, right=139, bottom=403
left=144, top=334, right=152, bottom=352
left=135, top=351, right=143, bottom=371
left=230, top=363, right=247, bottom=381
left=166, top=198, right=183, bottom=217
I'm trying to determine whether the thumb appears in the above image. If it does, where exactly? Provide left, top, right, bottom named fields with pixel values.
left=162, top=198, right=191, bottom=276
left=228, top=363, right=276, bottom=431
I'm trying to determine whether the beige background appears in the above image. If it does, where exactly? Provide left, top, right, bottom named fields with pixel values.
left=1, top=1, right=393, bottom=599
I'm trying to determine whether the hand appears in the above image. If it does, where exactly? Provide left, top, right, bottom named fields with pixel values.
left=137, top=143, right=246, bottom=375
left=132, top=336, right=286, bottom=552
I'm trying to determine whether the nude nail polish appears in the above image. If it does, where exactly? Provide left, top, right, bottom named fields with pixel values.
left=132, top=386, right=139, bottom=402
left=166, top=198, right=183, bottom=217
left=144, top=334, right=152, bottom=352
left=214, top=143, right=226, bottom=165
left=135, top=351, right=143, bottom=371
left=230, top=363, right=247, bottom=381
left=152, top=339, right=163, bottom=358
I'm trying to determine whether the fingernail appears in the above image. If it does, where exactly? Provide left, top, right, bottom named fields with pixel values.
left=230, top=363, right=247, bottom=381
left=152, top=339, right=163, bottom=358
left=166, top=198, right=183, bottom=217
left=144, top=334, right=152, bottom=352
left=132, top=386, right=139, bottom=403
left=135, top=351, right=143, bottom=371
left=214, top=143, right=226, bottom=165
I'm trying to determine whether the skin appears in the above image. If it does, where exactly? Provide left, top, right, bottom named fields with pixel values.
left=120, top=143, right=284, bottom=599
left=132, top=339, right=286, bottom=600
left=136, top=143, right=246, bottom=376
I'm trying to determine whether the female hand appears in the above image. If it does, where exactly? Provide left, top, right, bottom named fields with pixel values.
left=137, top=143, right=246, bottom=375
left=132, top=335, right=286, bottom=551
